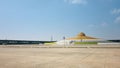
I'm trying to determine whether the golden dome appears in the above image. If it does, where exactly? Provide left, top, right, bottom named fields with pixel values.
left=67, top=32, right=97, bottom=40
left=77, top=32, right=86, bottom=36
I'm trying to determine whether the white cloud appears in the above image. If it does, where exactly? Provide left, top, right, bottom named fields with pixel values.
left=64, top=0, right=87, bottom=5
left=114, top=16, right=120, bottom=23
left=88, top=22, right=108, bottom=28
left=111, top=8, right=120, bottom=15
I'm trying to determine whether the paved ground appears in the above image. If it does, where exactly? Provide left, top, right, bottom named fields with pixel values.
left=0, top=45, right=120, bottom=68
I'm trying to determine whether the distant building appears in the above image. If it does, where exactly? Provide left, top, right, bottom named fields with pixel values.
left=0, top=40, right=55, bottom=45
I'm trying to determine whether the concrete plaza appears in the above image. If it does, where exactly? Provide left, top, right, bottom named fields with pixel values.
left=0, top=45, right=120, bottom=68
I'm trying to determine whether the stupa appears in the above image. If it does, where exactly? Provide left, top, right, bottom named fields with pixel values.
left=67, top=32, right=97, bottom=41
left=56, top=32, right=101, bottom=45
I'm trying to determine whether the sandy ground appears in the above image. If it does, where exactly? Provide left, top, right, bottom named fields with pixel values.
left=0, top=45, right=120, bottom=68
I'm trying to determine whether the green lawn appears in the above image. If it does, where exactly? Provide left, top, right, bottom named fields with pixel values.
left=44, top=42, right=56, bottom=45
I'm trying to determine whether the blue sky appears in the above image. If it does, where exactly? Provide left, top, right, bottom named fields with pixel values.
left=0, top=0, right=120, bottom=41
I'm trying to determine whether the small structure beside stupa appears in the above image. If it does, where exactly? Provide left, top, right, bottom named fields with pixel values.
left=56, top=32, right=102, bottom=45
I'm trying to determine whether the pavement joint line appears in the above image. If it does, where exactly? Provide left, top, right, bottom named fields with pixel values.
left=0, top=47, right=120, bottom=68
left=104, top=51, right=109, bottom=68
left=35, top=56, right=67, bottom=67
left=34, top=49, right=95, bottom=67
left=78, top=48, right=96, bottom=63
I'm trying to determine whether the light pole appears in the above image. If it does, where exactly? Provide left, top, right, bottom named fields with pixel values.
left=63, top=36, right=65, bottom=47
left=51, top=36, right=53, bottom=41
